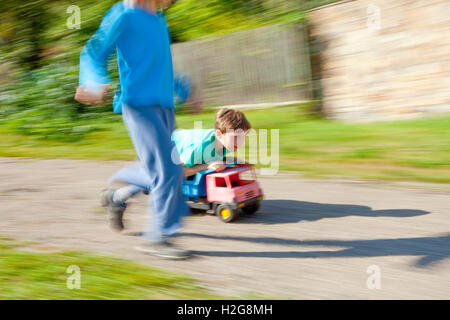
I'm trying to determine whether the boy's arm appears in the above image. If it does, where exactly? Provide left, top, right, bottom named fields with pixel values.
left=177, top=142, right=226, bottom=177
left=181, top=160, right=226, bottom=177
left=182, top=163, right=209, bottom=177
left=75, top=4, right=125, bottom=105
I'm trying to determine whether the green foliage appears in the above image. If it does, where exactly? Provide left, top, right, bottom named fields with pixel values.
left=166, top=0, right=341, bottom=42
left=0, top=0, right=50, bottom=71
left=166, top=0, right=305, bottom=42
left=0, top=0, right=117, bottom=69
left=44, top=0, right=118, bottom=64
left=0, top=62, right=118, bottom=142
left=0, top=0, right=339, bottom=143
left=0, top=0, right=121, bottom=142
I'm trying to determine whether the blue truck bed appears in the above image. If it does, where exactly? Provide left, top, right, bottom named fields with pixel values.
left=182, top=161, right=238, bottom=200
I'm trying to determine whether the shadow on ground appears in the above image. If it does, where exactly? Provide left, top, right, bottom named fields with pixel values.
left=180, top=233, right=450, bottom=267
left=126, top=199, right=444, bottom=267
left=235, top=199, right=430, bottom=224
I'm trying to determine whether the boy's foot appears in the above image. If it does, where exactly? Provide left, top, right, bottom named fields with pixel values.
left=100, top=189, right=126, bottom=232
left=135, top=240, right=192, bottom=260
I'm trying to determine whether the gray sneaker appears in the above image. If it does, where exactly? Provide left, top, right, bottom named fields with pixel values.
left=100, top=189, right=126, bottom=232
left=135, top=240, right=192, bottom=260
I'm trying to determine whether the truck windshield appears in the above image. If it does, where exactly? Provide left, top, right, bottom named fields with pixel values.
left=215, top=177, right=228, bottom=188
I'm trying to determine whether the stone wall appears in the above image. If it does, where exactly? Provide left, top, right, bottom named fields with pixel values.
left=308, top=0, right=450, bottom=121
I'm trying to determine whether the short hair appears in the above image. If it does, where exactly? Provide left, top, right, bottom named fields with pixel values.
left=215, top=108, right=251, bottom=133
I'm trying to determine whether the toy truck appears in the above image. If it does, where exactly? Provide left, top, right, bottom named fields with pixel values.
left=182, top=162, right=263, bottom=222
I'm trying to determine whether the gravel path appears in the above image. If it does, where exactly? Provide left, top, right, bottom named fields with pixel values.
left=1, top=157, right=449, bottom=299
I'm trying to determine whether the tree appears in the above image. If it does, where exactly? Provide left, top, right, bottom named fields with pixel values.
left=0, top=1, right=57, bottom=71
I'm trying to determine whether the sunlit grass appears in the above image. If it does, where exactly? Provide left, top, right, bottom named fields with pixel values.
left=1, top=104, right=449, bottom=183
left=0, top=236, right=225, bottom=300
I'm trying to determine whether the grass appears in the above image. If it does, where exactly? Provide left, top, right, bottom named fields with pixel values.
left=1, top=104, right=449, bottom=183
left=0, top=236, right=226, bottom=300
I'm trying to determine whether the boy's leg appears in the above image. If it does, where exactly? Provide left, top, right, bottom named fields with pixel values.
left=110, top=163, right=152, bottom=191
left=100, top=188, right=126, bottom=231
left=112, top=184, right=143, bottom=205
left=122, top=104, right=189, bottom=245
left=101, top=164, right=149, bottom=232
left=108, top=164, right=151, bottom=205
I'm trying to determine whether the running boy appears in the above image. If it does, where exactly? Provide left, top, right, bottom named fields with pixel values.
left=75, top=0, right=190, bottom=260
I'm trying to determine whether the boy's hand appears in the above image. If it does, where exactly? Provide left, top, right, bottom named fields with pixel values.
left=208, top=161, right=226, bottom=172
left=75, top=84, right=110, bottom=105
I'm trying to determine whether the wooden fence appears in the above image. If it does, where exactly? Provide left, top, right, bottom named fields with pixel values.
left=171, top=23, right=313, bottom=107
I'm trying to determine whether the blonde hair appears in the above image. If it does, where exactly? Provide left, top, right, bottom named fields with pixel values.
left=215, top=108, right=251, bottom=133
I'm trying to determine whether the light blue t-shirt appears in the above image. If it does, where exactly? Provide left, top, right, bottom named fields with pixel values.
left=172, top=129, right=228, bottom=167
left=79, top=2, right=174, bottom=113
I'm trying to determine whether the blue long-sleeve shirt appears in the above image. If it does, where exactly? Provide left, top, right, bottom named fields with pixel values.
left=78, top=1, right=174, bottom=113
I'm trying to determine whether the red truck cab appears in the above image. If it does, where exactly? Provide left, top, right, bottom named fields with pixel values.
left=205, top=166, right=263, bottom=222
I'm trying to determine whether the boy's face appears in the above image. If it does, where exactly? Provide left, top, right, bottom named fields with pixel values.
left=215, top=129, right=248, bottom=153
